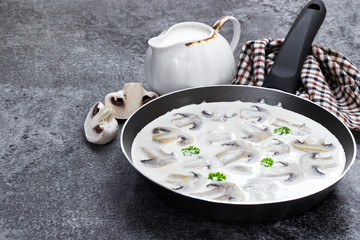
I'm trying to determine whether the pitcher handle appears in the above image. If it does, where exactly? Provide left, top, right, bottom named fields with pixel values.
left=212, top=16, right=241, bottom=53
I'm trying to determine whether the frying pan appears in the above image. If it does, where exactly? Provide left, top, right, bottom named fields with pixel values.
left=121, top=0, right=356, bottom=221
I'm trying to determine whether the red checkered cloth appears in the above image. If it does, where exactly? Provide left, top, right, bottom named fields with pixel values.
left=233, top=38, right=360, bottom=130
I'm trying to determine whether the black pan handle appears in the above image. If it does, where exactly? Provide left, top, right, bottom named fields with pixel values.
left=262, top=0, right=326, bottom=93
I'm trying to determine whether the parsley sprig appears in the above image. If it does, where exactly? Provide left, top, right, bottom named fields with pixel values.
left=181, top=146, right=200, bottom=156
left=208, top=172, right=226, bottom=181
left=261, top=158, right=274, bottom=168
left=274, top=126, right=291, bottom=135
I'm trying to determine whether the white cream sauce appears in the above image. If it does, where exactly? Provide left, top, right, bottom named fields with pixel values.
left=131, top=101, right=346, bottom=203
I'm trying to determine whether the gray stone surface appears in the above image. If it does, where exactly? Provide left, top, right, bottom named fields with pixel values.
left=1, top=0, right=360, bottom=239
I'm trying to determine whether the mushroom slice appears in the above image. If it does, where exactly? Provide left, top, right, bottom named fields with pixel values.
left=183, top=155, right=218, bottom=170
left=242, top=178, right=278, bottom=202
left=140, top=146, right=177, bottom=168
left=300, top=153, right=337, bottom=176
left=152, top=127, right=193, bottom=145
left=191, top=181, right=245, bottom=202
left=239, top=105, right=269, bottom=123
left=238, top=124, right=272, bottom=142
left=198, top=130, right=234, bottom=145
left=104, top=83, right=158, bottom=119
left=171, top=113, right=203, bottom=130
left=201, top=110, right=237, bottom=122
left=164, top=172, right=206, bottom=191
left=259, top=161, right=304, bottom=182
left=215, top=141, right=258, bottom=165
left=291, top=138, right=335, bottom=152
left=84, top=102, right=119, bottom=144
left=272, top=118, right=311, bottom=136
left=266, top=139, right=290, bottom=156
left=229, top=164, right=253, bottom=175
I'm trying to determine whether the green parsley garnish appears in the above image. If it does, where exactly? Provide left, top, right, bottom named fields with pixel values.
left=261, top=158, right=274, bottom=168
left=181, top=146, right=200, bottom=156
left=274, top=126, right=291, bottom=135
left=208, top=172, right=226, bottom=181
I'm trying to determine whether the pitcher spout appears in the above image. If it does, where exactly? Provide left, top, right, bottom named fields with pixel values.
left=148, top=22, right=215, bottom=49
left=148, top=32, right=170, bottom=50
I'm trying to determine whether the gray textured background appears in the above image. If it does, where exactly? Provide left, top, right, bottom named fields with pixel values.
left=1, top=0, right=360, bottom=239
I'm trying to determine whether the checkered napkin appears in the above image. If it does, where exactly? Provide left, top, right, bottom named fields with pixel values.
left=232, top=38, right=360, bottom=130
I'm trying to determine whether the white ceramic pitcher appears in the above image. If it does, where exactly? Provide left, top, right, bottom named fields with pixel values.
left=145, top=16, right=241, bottom=95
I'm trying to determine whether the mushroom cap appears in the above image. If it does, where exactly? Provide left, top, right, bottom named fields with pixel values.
left=84, top=102, right=119, bottom=144
left=104, top=83, right=158, bottom=119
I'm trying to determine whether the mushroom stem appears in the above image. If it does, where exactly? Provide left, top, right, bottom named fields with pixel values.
left=93, top=103, right=115, bottom=129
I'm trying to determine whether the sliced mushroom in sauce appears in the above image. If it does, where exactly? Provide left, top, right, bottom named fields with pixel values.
left=191, top=181, right=245, bottom=202
left=300, top=153, right=337, bottom=176
left=215, top=141, right=258, bottom=165
left=140, top=146, right=177, bottom=168
left=164, top=172, right=206, bottom=191
left=152, top=127, right=194, bottom=145
left=171, top=113, right=203, bottom=130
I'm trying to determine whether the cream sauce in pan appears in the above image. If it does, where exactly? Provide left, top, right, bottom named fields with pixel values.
left=131, top=101, right=346, bottom=203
